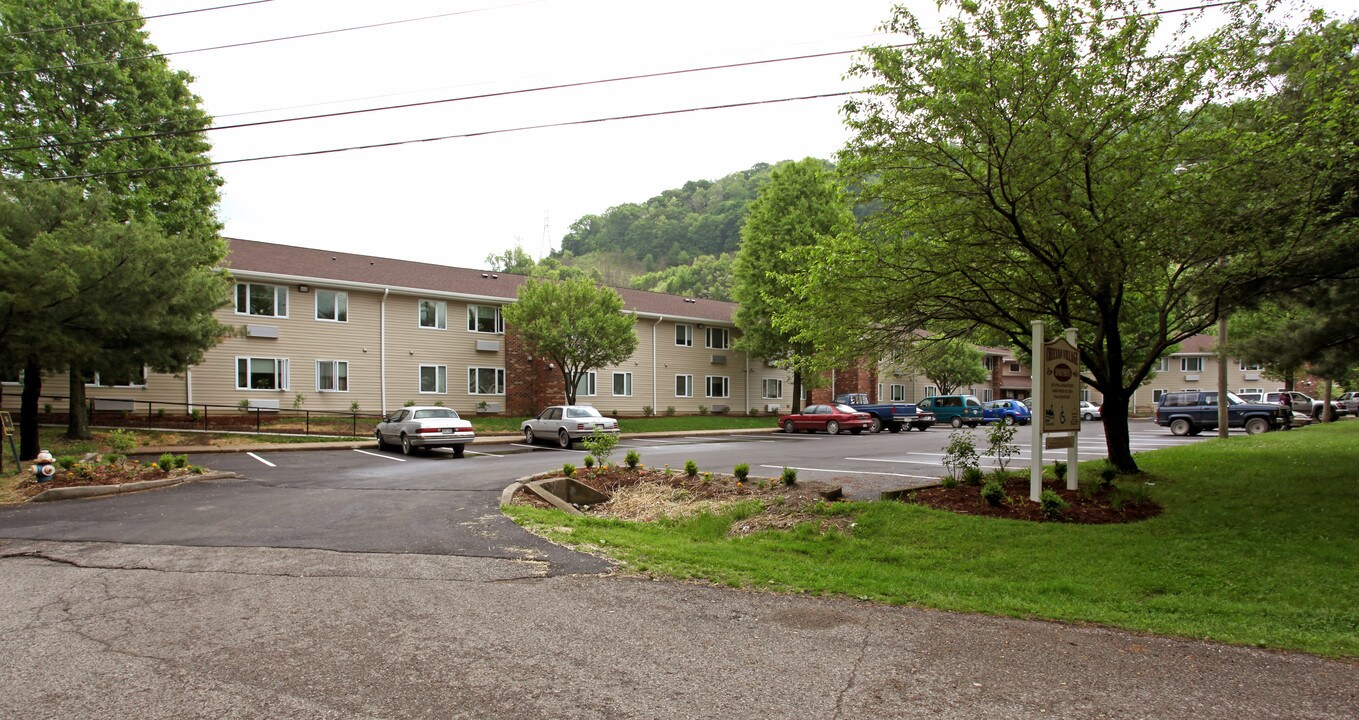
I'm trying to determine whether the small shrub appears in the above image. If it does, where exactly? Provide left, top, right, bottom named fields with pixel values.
left=102, top=453, right=124, bottom=465
left=984, top=420, right=1020, bottom=472
left=404, top=400, right=416, bottom=407
left=757, top=478, right=768, bottom=490
left=155, top=408, right=166, bottom=418
left=1118, top=482, right=1155, bottom=508
left=349, top=401, right=361, bottom=413
left=1053, top=461, right=1068, bottom=482
left=703, top=471, right=714, bottom=484
left=625, top=449, right=641, bottom=469
left=747, top=408, right=758, bottom=416
left=941, top=429, right=979, bottom=484
left=1040, top=489, right=1069, bottom=519
left=941, top=475, right=959, bottom=489
left=1100, top=464, right=1118, bottom=486
left=698, top=405, right=709, bottom=416
left=434, top=400, right=445, bottom=407
left=188, top=465, right=205, bottom=474
left=237, top=399, right=251, bottom=413
left=981, top=478, right=1005, bottom=506
left=733, top=463, right=750, bottom=482
left=188, top=408, right=200, bottom=421
left=56, top=455, right=78, bottom=470
left=664, top=406, right=676, bottom=416
left=106, top=428, right=137, bottom=454
left=1080, top=480, right=1099, bottom=499
left=42, top=403, right=52, bottom=414
left=159, top=452, right=176, bottom=469
left=781, top=466, right=797, bottom=486
left=642, top=405, right=654, bottom=417
left=684, top=459, right=698, bottom=478
left=292, top=393, right=306, bottom=410
left=582, top=427, right=619, bottom=466
left=583, top=455, right=595, bottom=468
left=962, top=466, right=985, bottom=486
left=562, top=462, right=576, bottom=477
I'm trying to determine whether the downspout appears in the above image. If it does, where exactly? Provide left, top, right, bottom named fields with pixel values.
left=653, top=316, right=662, bottom=412
left=745, top=354, right=750, bottom=415
left=186, top=369, right=192, bottom=415
left=381, top=288, right=389, bottom=414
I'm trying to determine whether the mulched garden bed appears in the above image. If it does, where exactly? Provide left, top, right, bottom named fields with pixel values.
left=900, top=473, right=1162, bottom=524
left=14, top=456, right=204, bottom=500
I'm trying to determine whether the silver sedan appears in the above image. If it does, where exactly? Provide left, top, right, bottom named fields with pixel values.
left=376, top=406, right=475, bottom=457
left=521, top=405, right=619, bottom=448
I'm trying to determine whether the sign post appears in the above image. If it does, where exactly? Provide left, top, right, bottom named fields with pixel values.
left=1031, top=324, right=1081, bottom=501
left=0, top=411, right=18, bottom=473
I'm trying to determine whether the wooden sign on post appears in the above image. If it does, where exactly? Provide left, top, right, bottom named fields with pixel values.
left=1041, top=337, right=1081, bottom=434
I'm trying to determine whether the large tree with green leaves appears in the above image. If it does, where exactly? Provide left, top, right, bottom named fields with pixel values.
left=0, top=0, right=225, bottom=451
left=734, top=158, right=854, bottom=412
left=630, top=253, right=735, bottom=301
left=778, top=0, right=1329, bottom=472
left=501, top=272, right=639, bottom=405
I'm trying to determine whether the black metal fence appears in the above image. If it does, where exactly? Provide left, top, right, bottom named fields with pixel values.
left=10, top=395, right=379, bottom=438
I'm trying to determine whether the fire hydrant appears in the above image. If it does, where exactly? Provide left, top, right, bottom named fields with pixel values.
left=32, top=450, right=56, bottom=482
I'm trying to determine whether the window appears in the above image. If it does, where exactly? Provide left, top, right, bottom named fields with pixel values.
left=467, top=305, right=504, bottom=333
left=1239, top=361, right=1262, bottom=371
left=1239, top=387, right=1263, bottom=396
left=979, top=387, right=993, bottom=402
left=612, top=372, right=633, bottom=397
left=1181, top=357, right=1204, bottom=373
left=316, top=360, right=348, bottom=392
left=675, top=374, right=693, bottom=398
left=575, top=371, right=596, bottom=397
left=877, top=383, right=884, bottom=402
left=983, top=356, right=999, bottom=371
left=235, top=283, right=287, bottom=317
left=82, top=368, right=148, bottom=387
left=761, top=378, right=782, bottom=399
left=236, top=357, right=289, bottom=390
left=890, top=384, right=906, bottom=402
left=1007, top=362, right=1021, bottom=373
left=315, top=290, right=347, bottom=322
left=468, top=367, right=505, bottom=395
left=1155, top=358, right=1170, bottom=372
left=418, top=299, right=447, bottom=329
left=1080, top=389, right=1091, bottom=402
left=705, top=327, right=730, bottom=350
left=705, top=375, right=730, bottom=398
left=923, top=385, right=938, bottom=397
left=0, top=368, right=20, bottom=384
left=419, top=365, right=447, bottom=394
left=675, top=323, right=692, bottom=347
left=1151, top=389, right=1166, bottom=403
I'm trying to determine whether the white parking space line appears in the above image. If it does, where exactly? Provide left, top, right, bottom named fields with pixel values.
left=353, top=449, right=406, bottom=462
left=246, top=452, right=276, bottom=467
left=761, top=464, right=938, bottom=480
left=462, top=450, right=501, bottom=458
left=738, top=433, right=825, bottom=440
left=509, top=443, right=587, bottom=453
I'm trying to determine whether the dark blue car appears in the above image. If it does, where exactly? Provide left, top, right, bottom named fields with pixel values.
left=983, top=399, right=1032, bottom=426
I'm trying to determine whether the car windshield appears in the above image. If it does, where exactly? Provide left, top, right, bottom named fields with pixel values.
left=413, top=409, right=459, bottom=419
left=565, top=407, right=603, bottom=418
left=1224, top=392, right=1248, bottom=405
left=832, top=404, right=856, bottom=413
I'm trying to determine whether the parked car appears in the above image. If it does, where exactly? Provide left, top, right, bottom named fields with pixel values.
left=982, top=399, right=1031, bottom=425
left=376, top=406, right=475, bottom=456
left=1079, top=400, right=1102, bottom=421
left=917, top=395, right=986, bottom=428
left=1263, top=391, right=1342, bottom=420
left=1154, top=390, right=1290, bottom=436
left=779, top=403, right=873, bottom=435
left=521, top=405, right=619, bottom=448
left=1335, top=391, right=1359, bottom=417
left=833, top=393, right=935, bottom=432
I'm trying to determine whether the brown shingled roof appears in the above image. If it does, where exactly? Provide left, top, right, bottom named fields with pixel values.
left=224, top=238, right=738, bottom=324
left=1176, top=334, right=1218, bottom=354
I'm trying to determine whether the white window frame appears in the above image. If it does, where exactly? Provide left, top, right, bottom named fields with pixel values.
left=1181, top=357, right=1204, bottom=373
left=1152, top=388, right=1167, bottom=403
left=923, top=385, right=938, bottom=397
left=418, top=299, right=447, bottom=330
left=1239, top=387, right=1263, bottom=396
left=314, top=289, right=348, bottom=323
left=1155, top=358, right=1170, bottom=372
left=705, top=375, right=730, bottom=399
left=236, top=357, right=290, bottom=391
left=675, top=323, right=693, bottom=347
left=467, top=305, right=504, bottom=334
left=84, top=367, right=148, bottom=388
left=1239, top=361, right=1262, bottom=371
left=980, top=387, right=993, bottom=402
left=468, top=367, right=506, bottom=395
left=705, top=327, right=730, bottom=350
left=0, top=369, right=20, bottom=385
left=575, top=371, right=597, bottom=397
left=675, top=374, right=693, bottom=398
left=890, top=384, right=906, bottom=402
left=419, top=365, right=448, bottom=394
left=612, top=371, right=633, bottom=397
left=235, top=282, right=287, bottom=318
left=1080, top=389, right=1091, bottom=402
left=316, top=360, right=348, bottom=392
left=761, top=378, right=783, bottom=399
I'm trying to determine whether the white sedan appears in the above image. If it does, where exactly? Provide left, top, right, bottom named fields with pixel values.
left=376, top=406, right=475, bottom=457
left=1080, top=401, right=1102, bottom=420
left=522, top=405, right=619, bottom=448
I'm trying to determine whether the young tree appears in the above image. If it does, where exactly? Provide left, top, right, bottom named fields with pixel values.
left=501, top=273, right=639, bottom=405
left=906, top=340, right=989, bottom=396
left=780, top=0, right=1307, bottom=472
left=734, top=158, right=854, bottom=411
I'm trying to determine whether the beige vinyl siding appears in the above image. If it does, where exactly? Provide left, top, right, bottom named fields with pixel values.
left=385, top=296, right=504, bottom=414
left=0, top=370, right=191, bottom=413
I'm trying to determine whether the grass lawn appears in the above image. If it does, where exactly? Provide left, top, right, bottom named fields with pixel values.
left=471, top=414, right=779, bottom=434
left=506, top=421, right=1359, bottom=658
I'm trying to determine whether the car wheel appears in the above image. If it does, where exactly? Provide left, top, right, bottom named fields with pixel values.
left=1313, top=407, right=1324, bottom=420
left=558, top=429, right=572, bottom=449
left=850, top=428, right=862, bottom=435
left=916, top=424, right=928, bottom=432
left=826, top=420, right=841, bottom=435
left=1169, top=418, right=1192, bottom=436
left=453, top=444, right=466, bottom=458
left=783, top=420, right=796, bottom=434
left=869, top=417, right=883, bottom=434
left=524, top=427, right=536, bottom=445
left=887, top=423, right=902, bottom=433
left=968, top=423, right=979, bottom=428
left=400, top=434, right=414, bottom=455
left=1083, top=413, right=1093, bottom=421
left=375, top=429, right=387, bottom=451
left=1244, top=417, right=1270, bottom=435
left=950, top=417, right=963, bottom=428
left=1001, top=415, right=1013, bottom=426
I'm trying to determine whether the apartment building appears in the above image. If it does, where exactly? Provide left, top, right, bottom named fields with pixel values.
left=0, top=239, right=793, bottom=418
left=1127, top=334, right=1272, bottom=413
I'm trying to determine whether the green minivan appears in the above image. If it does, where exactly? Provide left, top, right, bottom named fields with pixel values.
left=916, top=395, right=986, bottom=428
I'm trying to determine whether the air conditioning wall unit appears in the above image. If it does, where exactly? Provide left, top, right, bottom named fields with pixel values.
left=1185, top=374, right=1201, bottom=381
left=765, top=403, right=780, bottom=413
left=711, top=354, right=727, bottom=365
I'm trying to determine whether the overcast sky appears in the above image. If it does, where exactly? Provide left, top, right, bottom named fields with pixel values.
left=133, top=0, right=1343, bottom=270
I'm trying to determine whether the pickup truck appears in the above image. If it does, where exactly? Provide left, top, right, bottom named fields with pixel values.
left=1155, top=390, right=1291, bottom=436
left=833, top=394, right=935, bottom=433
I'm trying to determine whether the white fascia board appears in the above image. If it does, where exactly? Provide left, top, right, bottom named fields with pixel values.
left=225, top=269, right=517, bottom=305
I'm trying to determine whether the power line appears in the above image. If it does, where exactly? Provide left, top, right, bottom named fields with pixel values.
left=0, top=0, right=274, bottom=39
left=0, top=0, right=549, bottom=77
left=36, top=91, right=858, bottom=182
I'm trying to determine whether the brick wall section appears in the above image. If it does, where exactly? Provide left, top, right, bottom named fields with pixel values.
left=809, top=360, right=877, bottom=404
left=505, top=329, right=565, bottom=415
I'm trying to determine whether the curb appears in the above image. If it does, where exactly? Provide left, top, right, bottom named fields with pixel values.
left=28, top=471, right=238, bottom=503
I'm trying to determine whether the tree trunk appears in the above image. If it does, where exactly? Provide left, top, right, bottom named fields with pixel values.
left=1323, top=379, right=1334, bottom=422
left=19, top=356, right=40, bottom=461
left=561, top=367, right=576, bottom=405
left=1100, top=387, right=1138, bottom=473
left=67, top=367, right=91, bottom=440
left=792, top=371, right=803, bottom=413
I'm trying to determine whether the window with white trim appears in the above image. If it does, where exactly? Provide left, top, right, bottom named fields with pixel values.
left=1181, top=357, right=1204, bottom=373
left=468, top=367, right=505, bottom=395
left=1239, top=387, right=1263, bottom=396
left=315, top=290, right=347, bottom=322
left=675, top=323, right=693, bottom=347
left=1155, top=358, right=1170, bottom=372
left=419, top=365, right=447, bottom=394
left=0, top=368, right=20, bottom=384
left=1152, top=388, right=1167, bottom=403
left=612, top=372, right=633, bottom=397
left=575, top=371, right=597, bottom=397
left=316, top=360, right=348, bottom=392
left=705, top=375, right=730, bottom=398
left=418, top=299, right=447, bottom=329
left=467, top=305, right=504, bottom=334
left=890, top=384, right=906, bottom=402
left=236, top=357, right=289, bottom=390
left=979, top=387, right=993, bottom=402
left=1239, top=361, right=1262, bottom=371
left=761, top=378, right=782, bottom=399
left=705, top=327, right=730, bottom=350
left=235, top=282, right=287, bottom=317
left=675, top=374, right=693, bottom=398
left=1080, top=389, right=1091, bottom=402
left=83, top=368, right=148, bottom=388
left=923, top=385, right=938, bottom=397
left=1007, top=362, right=1021, bottom=373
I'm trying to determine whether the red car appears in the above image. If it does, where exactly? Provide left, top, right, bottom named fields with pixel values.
left=779, top=403, right=874, bottom=435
